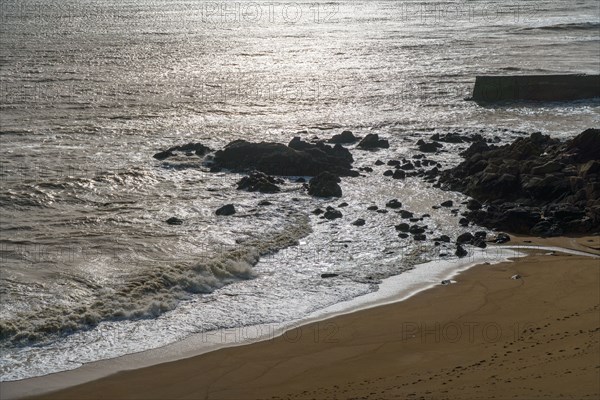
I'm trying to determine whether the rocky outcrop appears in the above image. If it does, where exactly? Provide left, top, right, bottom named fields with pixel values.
left=237, top=171, right=284, bottom=193
left=439, top=129, right=600, bottom=235
left=213, top=138, right=356, bottom=177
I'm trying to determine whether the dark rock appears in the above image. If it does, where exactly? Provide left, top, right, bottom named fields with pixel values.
left=455, top=245, right=468, bottom=258
left=216, top=204, right=236, bottom=216
left=511, top=274, right=522, bottom=280
left=546, top=203, right=585, bottom=222
left=460, top=141, right=490, bottom=158
left=565, top=128, right=600, bottom=162
left=435, top=130, right=600, bottom=235
left=352, top=218, right=366, bottom=226
left=237, top=171, right=284, bottom=193
left=386, top=199, right=403, bottom=209
left=376, top=209, right=388, bottom=214
left=153, top=150, right=175, bottom=160
left=457, top=232, right=474, bottom=244
left=494, top=233, right=511, bottom=243
left=308, top=172, right=342, bottom=197
left=409, top=225, right=426, bottom=235
left=398, top=233, right=409, bottom=239
left=213, top=138, right=354, bottom=177
left=400, top=162, right=415, bottom=170
left=531, top=161, right=563, bottom=175
left=328, top=130, right=358, bottom=144
left=338, top=202, right=349, bottom=207
left=459, top=218, right=470, bottom=227
left=359, top=167, right=374, bottom=173
left=431, top=132, right=467, bottom=143
left=395, top=223, right=410, bottom=232
left=418, top=140, right=443, bottom=153
left=474, top=231, right=487, bottom=239
left=425, top=167, right=440, bottom=178
left=375, top=160, right=385, bottom=166
left=392, top=170, right=406, bottom=179
left=467, top=199, right=482, bottom=211
left=441, top=200, right=454, bottom=207
left=441, top=279, right=452, bottom=285
left=312, top=208, right=324, bottom=215
left=323, top=207, right=343, bottom=220
left=387, top=160, right=401, bottom=166
left=367, top=205, right=379, bottom=211
left=472, top=237, right=487, bottom=248
left=383, top=170, right=394, bottom=177
left=413, top=234, right=427, bottom=241
left=165, top=217, right=183, bottom=225
left=530, top=220, right=564, bottom=237
left=399, top=210, right=414, bottom=219
left=154, top=142, right=212, bottom=160
left=357, top=133, right=389, bottom=149
left=434, top=235, right=451, bottom=243
left=258, top=200, right=272, bottom=206
left=321, top=273, right=339, bottom=278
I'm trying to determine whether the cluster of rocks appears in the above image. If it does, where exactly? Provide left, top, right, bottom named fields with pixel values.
left=237, top=171, right=284, bottom=193
left=439, top=129, right=600, bottom=236
left=379, top=155, right=443, bottom=182
left=153, top=142, right=212, bottom=160
left=212, top=136, right=357, bottom=177
left=312, top=205, right=344, bottom=220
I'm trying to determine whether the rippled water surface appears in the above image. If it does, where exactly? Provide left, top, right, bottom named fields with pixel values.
left=1, top=0, right=599, bottom=380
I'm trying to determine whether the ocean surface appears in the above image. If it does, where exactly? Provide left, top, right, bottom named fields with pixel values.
left=0, top=0, right=599, bottom=381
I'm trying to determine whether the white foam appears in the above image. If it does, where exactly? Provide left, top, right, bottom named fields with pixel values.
left=0, top=245, right=525, bottom=400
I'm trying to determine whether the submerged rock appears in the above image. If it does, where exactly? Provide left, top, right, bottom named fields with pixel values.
left=386, top=199, right=403, bottom=209
left=165, top=217, right=183, bottom=225
left=352, top=218, right=366, bottom=226
left=321, top=273, right=339, bottom=278
left=216, top=204, right=236, bottom=216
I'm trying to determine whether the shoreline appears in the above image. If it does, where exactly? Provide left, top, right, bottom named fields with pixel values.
left=2, top=236, right=598, bottom=399
left=2, top=245, right=524, bottom=399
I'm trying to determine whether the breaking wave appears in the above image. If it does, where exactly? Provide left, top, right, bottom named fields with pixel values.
left=0, top=214, right=311, bottom=346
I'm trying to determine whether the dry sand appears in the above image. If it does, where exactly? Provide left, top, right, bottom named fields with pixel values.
left=24, top=236, right=600, bottom=399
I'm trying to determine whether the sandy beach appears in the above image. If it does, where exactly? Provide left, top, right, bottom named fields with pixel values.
left=13, top=236, right=596, bottom=400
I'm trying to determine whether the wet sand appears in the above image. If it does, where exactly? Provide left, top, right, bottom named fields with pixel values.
left=22, top=236, right=600, bottom=399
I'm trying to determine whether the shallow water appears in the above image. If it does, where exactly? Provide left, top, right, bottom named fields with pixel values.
left=0, top=0, right=599, bottom=380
